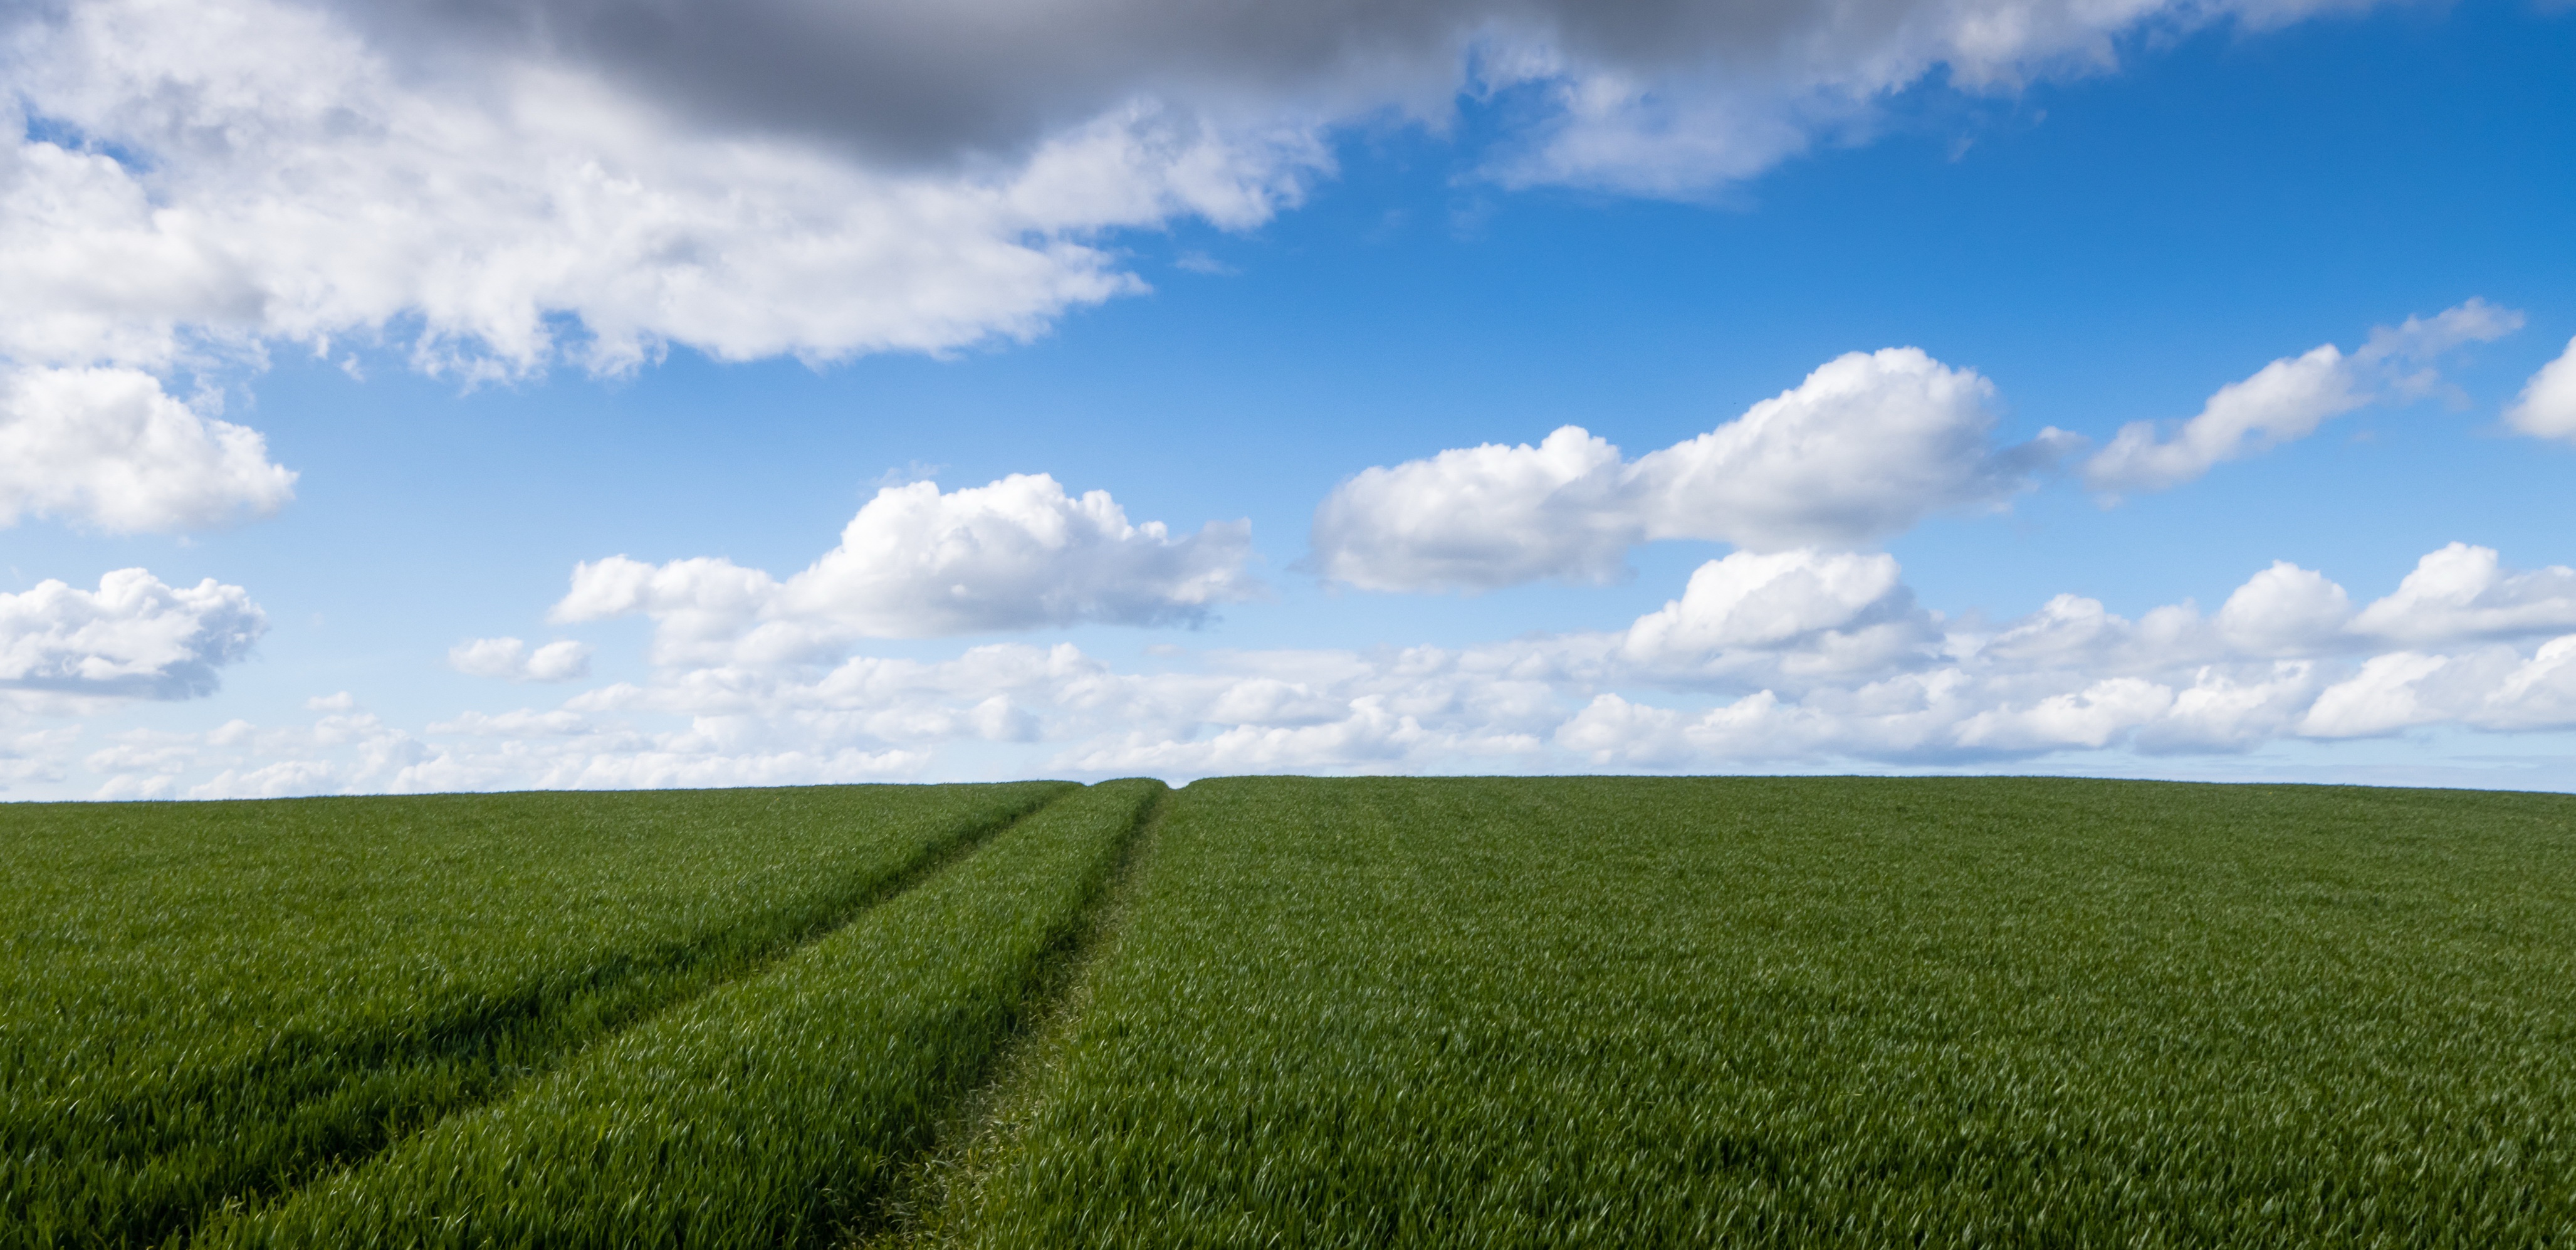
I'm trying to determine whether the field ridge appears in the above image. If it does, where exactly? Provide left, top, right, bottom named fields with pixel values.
left=6, top=782, right=1079, bottom=1250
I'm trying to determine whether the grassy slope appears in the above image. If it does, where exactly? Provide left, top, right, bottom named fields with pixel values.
left=941, top=776, right=2576, bottom=1247
left=206, top=779, right=1164, bottom=1250
left=0, top=781, right=1071, bottom=1249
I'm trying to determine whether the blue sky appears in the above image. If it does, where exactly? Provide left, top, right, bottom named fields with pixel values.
left=4, top=0, right=2575, bottom=797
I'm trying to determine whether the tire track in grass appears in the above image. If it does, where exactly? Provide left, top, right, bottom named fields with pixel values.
left=854, top=784, right=1171, bottom=1250
left=10, top=784, right=1079, bottom=1250
left=195, top=779, right=1166, bottom=1250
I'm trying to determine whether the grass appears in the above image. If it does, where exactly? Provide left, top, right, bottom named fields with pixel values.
left=930, top=776, right=2576, bottom=1247
left=16, top=775, right=2576, bottom=1246
left=199, top=777, right=1163, bottom=1249
left=0, top=781, right=1071, bottom=1249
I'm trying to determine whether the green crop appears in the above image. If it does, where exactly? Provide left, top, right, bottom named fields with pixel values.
left=0, top=781, right=1071, bottom=1248
left=18, top=775, right=2576, bottom=1247
left=204, top=777, right=1163, bottom=1249
left=938, top=776, right=2576, bottom=1247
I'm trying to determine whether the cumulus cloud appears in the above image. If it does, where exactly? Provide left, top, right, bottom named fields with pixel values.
left=0, top=0, right=2404, bottom=531
left=451, top=636, right=594, bottom=682
left=1619, top=549, right=1933, bottom=678
left=2212, top=560, right=2352, bottom=654
left=552, top=473, right=1259, bottom=663
left=1306, top=426, right=1638, bottom=591
left=2347, top=543, right=2576, bottom=644
left=2505, top=336, right=2576, bottom=443
left=0, top=0, right=1319, bottom=531
left=1631, top=350, right=2075, bottom=546
left=2297, top=652, right=2454, bottom=738
left=4, top=1, right=1321, bottom=377
left=2085, top=300, right=2523, bottom=494
left=0, top=569, right=264, bottom=698
left=1312, top=348, right=2075, bottom=592
left=0, top=367, right=295, bottom=531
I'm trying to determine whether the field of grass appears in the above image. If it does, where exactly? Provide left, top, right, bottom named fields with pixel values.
left=11, top=775, right=2576, bottom=1246
left=0, top=782, right=1069, bottom=1248
left=201, top=777, right=1161, bottom=1249
left=928, top=777, right=2576, bottom=1247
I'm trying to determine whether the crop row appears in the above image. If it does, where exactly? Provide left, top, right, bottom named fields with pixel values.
left=198, top=777, right=1164, bottom=1249
left=1, top=781, right=1072, bottom=1248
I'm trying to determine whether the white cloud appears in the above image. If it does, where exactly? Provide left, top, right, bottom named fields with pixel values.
left=3, top=1, right=2408, bottom=382
left=85, top=737, right=196, bottom=775
left=45, top=540, right=2576, bottom=797
left=1620, top=549, right=1930, bottom=675
left=2085, top=300, right=2523, bottom=494
left=2348, top=543, right=2576, bottom=645
left=0, top=366, right=295, bottom=531
left=0, top=725, right=81, bottom=790
left=0, top=0, right=2400, bottom=535
left=2505, top=336, right=2576, bottom=443
left=554, top=549, right=2576, bottom=775
left=2477, top=637, right=2576, bottom=732
left=3, top=2, right=1324, bottom=377
left=2213, top=560, right=2352, bottom=654
left=451, top=637, right=593, bottom=682
left=189, top=759, right=342, bottom=800
left=1311, top=348, right=2075, bottom=592
left=1955, top=678, right=2177, bottom=752
left=2298, top=652, right=2454, bottom=738
left=1631, top=349, right=2072, bottom=549
left=0, top=568, right=264, bottom=698
left=0, top=0, right=1324, bottom=533
left=1307, top=426, right=1637, bottom=591
left=553, top=474, right=1259, bottom=662
left=2131, top=664, right=2323, bottom=753
left=94, top=772, right=177, bottom=800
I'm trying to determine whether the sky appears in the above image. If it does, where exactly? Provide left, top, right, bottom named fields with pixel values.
left=4, top=0, right=2576, bottom=800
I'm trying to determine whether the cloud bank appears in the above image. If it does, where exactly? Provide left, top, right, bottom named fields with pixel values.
left=68, top=538, right=2576, bottom=799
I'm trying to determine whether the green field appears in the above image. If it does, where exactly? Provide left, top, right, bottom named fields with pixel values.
left=8, top=777, right=2576, bottom=1246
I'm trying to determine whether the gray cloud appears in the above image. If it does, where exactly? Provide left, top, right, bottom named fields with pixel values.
left=337, top=0, right=1479, bottom=164
left=329, top=0, right=2290, bottom=174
